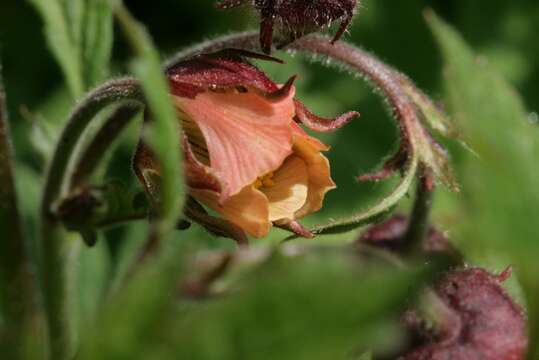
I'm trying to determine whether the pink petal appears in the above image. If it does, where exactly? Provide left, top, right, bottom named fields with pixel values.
left=175, top=88, right=296, bottom=201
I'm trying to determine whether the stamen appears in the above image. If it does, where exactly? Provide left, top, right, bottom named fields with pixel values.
left=254, top=171, right=275, bottom=189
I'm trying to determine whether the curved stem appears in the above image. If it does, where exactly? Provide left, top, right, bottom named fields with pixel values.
left=68, top=103, right=141, bottom=190
left=41, top=77, right=142, bottom=217
left=40, top=77, right=142, bottom=359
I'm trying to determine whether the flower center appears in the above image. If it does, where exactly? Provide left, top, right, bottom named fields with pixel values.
left=254, top=172, right=275, bottom=189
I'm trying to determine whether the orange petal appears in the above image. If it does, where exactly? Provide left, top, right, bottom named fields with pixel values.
left=191, top=186, right=271, bottom=238
left=262, top=155, right=309, bottom=222
left=292, top=135, right=336, bottom=219
left=174, top=88, right=296, bottom=202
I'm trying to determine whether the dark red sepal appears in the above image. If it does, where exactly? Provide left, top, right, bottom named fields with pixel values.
left=294, top=99, right=359, bottom=132
left=167, top=49, right=283, bottom=98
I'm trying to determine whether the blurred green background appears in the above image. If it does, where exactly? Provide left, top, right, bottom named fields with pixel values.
left=1, top=0, right=539, bottom=358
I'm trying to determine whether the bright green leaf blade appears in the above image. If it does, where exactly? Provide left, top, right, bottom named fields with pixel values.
left=427, top=10, right=539, bottom=359
left=28, top=0, right=84, bottom=97
left=113, top=2, right=185, bottom=234
left=83, top=0, right=113, bottom=86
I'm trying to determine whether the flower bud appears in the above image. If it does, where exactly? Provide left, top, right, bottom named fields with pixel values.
left=216, top=0, right=359, bottom=53
left=134, top=49, right=358, bottom=239
left=402, top=268, right=528, bottom=360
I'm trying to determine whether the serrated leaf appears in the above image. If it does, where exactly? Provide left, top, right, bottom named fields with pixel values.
left=427, top=10, right=539, bottom=359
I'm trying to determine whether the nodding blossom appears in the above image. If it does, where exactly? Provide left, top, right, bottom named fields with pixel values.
left=134, top=49, right=358, bottom=239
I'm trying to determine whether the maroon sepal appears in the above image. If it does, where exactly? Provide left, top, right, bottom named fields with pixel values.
left=357, top=147, right=408, bottom=182
left=294, top=99, right=359, bottom=132
left=167, top=49, right=284, bottom=99
left=276, top=220, right=315, bottom=239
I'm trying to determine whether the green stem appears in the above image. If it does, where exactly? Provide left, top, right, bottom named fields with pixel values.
left=403, top=172, right=435, bottom=254
left=40, top=78, right=142, bottom=359
left=68, top=103, right=141, bottom=189
left=0, top=64, right=38, bottom=360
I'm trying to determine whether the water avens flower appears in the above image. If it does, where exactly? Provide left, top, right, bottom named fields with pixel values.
left=134, top=49, right=358, bottom=239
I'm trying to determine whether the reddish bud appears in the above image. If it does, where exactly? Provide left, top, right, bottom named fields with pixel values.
left=357, top=214, right=459, bottom=258
left=402, top=268, right=528, bottom=360
left=216, top=0, right=358, bottom=53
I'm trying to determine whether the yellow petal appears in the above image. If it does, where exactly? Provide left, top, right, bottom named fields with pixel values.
left=261, top=156, right=309, bottom=222
left=292, top=136, right=336, bottom=219
left=191, top=186, right=271, bottom=238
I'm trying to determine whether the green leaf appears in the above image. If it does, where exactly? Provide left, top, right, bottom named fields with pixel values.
left=113, top=2, right=185, bottom=235
left=80, top=247, right=428, bottom=359
left=427, top=10, right=539, bottom=358
left=29, top=0, right=85, bottom=97
left=77, top=235, right=190, bottom=360
left=82, top=0, right=113, bottom=86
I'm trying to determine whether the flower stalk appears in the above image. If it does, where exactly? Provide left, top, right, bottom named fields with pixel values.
left=40, top=78, right=143, bottom=359
left=403, top=171, right=435, bottom=255
left=0, top=64, right=38, bottom=360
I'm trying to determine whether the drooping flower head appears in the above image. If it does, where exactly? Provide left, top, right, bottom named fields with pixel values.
left=216, top=0, right=358, bottom=53
left=134, top=49, right=358, bottom=239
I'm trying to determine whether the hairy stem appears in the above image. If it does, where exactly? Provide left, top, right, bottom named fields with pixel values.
left=40, top=77, right=142, bottom=359
left=0, top=65, right=38, bottom=360
left=404, top=172, right=435, bottom=254
left=68, top=103, right=141, bottom=190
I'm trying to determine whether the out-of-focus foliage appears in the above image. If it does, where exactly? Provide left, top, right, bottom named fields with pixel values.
left=427, top=11, right=539, bottom=358
left=79, top=246, right=430, bottom=359
left=1, top=0, right=539, bottom=358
